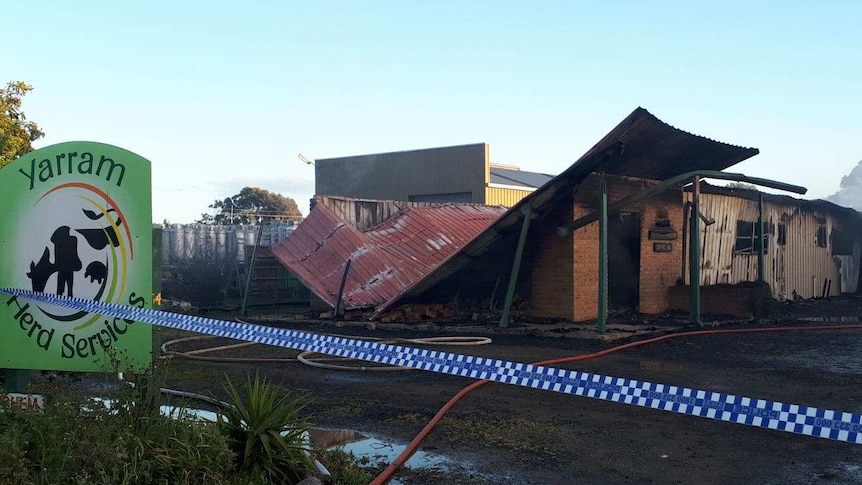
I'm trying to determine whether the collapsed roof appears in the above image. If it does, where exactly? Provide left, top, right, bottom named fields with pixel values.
left=267, top=202, right=507, bottom=311
left=269, top=107, right=760, bottom=316
left=373, top=107, right=759, bottom=315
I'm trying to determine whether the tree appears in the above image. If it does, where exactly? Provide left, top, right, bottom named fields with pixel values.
left=725, top=181, right=757, bottom=191
left=1, top=81, right=45, bottom=169
left=199, top=187, right=303, bottom=225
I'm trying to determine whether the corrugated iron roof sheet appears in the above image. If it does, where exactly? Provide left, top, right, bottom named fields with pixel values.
left=267, top=203, right=507, bottom=310
left=490, top=167, right=554, bottom=188
left=373, top=107, right=761, bottom=316
left=582, top=107, right=759, bottom=180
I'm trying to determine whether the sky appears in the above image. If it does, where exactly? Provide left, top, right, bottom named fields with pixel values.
left=4, top=1, right=861, bottom=223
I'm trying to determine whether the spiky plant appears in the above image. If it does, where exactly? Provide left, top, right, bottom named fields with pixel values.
left=217, top=374, right=314, bottom=483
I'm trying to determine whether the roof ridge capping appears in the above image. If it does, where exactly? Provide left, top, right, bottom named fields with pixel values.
left=634, top=106, right=758, bottom=152
left=578, top=107, right=760, bottom=180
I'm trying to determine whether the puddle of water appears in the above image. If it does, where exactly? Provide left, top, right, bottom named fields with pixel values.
left=93, top=398, right=220, bottom=422
left=310, top=429, right=507, bottom=483
left=341, top=434, right=453, bottom=470
left=160, top=405, right=218, bottom=422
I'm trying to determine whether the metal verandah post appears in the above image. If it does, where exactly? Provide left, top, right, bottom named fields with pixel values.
left=500, top=201, right=533, bottom=328
left=757, top=191, right=765, bottom=283
left=334, top=259, right=352, bottom=318
left=598, top=175, right=608, bottom=333
left=689, top=176, right=703, bottom=326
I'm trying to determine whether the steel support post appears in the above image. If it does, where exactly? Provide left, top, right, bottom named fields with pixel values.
left=597, top=175, right=608, bottom=333
left=334, top=259, right=353, bottom=318
left=689, top=176, right=702, bottom=326
left=757, top=191, right=765, bottom=283
left=500, top=201, right=533, bottom=328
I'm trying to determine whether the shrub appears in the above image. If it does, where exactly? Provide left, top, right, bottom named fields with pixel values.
left=0, top=380, right=237, bottom=484
left=217, top=374, right=314, bottom=483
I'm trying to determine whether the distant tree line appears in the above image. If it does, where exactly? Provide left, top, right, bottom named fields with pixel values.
left=198, top=186, right=303, bottom=224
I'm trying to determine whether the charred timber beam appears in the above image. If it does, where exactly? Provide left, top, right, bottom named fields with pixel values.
left=558, top=170, right=807, bottom=235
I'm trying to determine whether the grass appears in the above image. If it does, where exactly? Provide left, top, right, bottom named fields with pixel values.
left=317, top=449, right=379, bottom=485
left=315, top=403, right=365, bottom=420
left=393, top=412, right=563, bottom=457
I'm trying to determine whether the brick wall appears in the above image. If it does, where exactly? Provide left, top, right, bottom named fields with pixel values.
left=530, top=203, right=576, bottom=320
left=529, top=174, right=686, bottom=321
left=638, top=194, right=685, bottom=314
left=573, top=202, right=600, bottom=321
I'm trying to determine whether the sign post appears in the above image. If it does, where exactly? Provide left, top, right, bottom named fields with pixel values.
left=0, top=142, right=153, bottom=374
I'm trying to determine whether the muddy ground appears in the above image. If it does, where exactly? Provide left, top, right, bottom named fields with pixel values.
left=162, top=298, right=862, bottom=484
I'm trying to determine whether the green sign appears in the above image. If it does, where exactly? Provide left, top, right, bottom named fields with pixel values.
left=0, top=142, right=153, bottom=372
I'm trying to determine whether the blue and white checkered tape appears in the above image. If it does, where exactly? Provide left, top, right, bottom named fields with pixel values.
left=3, top=287, right=862, bottom=445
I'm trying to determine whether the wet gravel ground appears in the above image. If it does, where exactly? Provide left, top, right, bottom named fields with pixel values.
left=163, top=299, right=862, bottom=484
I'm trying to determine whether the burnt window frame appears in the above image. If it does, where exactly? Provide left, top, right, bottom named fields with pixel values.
left=815, top=217, right=828, bottom=248
left=734, top=220, right=771, bottom=255
left=777, top=221, right=787, bottom=246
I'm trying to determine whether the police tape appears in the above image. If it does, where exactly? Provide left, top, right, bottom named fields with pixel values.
left=3, top=287, right=862, bottom=445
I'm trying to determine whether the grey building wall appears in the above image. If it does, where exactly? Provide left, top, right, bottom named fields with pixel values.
left=315, top=143, right=489, bottom=203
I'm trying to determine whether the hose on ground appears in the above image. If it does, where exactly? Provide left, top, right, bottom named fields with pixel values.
left=161, top=333, right=492, bottom=370
left=369, top=322, right=862, bottom=485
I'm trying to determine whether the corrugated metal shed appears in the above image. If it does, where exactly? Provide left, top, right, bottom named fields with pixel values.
left=485, top=187, right=533, bottom=207
left=314, top=143, right=488, bottom=203
left=374, top=106, right=761, bottom=316
left=689, top=184, right=862, bottom=299
left=267, top=203, right=507, bottom=310
left=312, top=196, right=433, bottom=230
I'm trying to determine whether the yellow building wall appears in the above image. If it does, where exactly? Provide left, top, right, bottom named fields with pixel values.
left=485, top=187, right=533, bottom=207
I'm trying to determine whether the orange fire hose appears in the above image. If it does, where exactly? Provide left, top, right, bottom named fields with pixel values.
left=370, top=323, right=862, bottom=484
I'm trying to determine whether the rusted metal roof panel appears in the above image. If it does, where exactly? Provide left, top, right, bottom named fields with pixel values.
left=267, top=203, right=506, bottom=310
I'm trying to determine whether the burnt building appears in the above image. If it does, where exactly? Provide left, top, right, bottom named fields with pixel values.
left=271, top=107, right=861, bottom=323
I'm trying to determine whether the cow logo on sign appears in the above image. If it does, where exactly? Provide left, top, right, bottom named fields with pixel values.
left=20, top=184, right=132, bottom=328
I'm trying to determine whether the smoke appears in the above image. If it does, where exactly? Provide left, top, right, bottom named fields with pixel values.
left=827, top=160, right=862, bottom=211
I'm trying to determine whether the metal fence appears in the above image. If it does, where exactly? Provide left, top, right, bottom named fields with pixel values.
left=153, top=223, right=309, bottom=309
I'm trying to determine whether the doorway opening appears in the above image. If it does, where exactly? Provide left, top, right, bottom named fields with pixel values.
left=608, top=212, right=641, bottom=311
